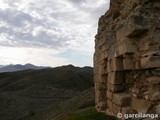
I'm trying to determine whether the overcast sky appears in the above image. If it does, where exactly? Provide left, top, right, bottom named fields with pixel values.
left=0, top=0, right=109, bottom=67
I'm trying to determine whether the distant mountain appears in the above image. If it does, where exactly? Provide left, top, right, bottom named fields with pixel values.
left=0, top=63, right=47, bottom=73
left=0, top=65, right=93, bottom=120
left=0, top=65, right=5, bottom=68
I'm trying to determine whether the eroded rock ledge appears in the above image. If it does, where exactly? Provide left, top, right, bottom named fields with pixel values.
left=94, top=0, right=160, bottom=119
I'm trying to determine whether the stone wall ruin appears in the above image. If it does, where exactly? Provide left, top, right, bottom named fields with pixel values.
left=94, top=0, right=160, bottom=119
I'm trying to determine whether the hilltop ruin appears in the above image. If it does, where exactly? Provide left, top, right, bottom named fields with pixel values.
left=94, top=0, right=160, bottom=119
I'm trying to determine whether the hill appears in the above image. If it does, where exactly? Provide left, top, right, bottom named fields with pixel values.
left=0, top=65, right=93, bottom=120
left=0, top=63, right=47, bottom=73
left=56, top=108, right=117, bottom=120
left=0, top=65, right=5, bottom=68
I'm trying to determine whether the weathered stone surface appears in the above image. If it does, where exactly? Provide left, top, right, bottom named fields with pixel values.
left=141, top=56, right=160, bottom=69
left=155, top=104, right=160, bottom=114
left=101, top=61, right=108, bottom=75
left=123, top=58, right=135, bottom=70
left=115, top=38, right=137, bottom=57
left=135, top=60, right=142, bottom=70
left=95, top=90, right=106, bottom=102
left=106, top=90, right=113, bottom=100
left=107, top=83, right=125, bottom=93
left=107, top=100, right=112, bottom=110
left=108, top=45, right=116, bottom=59
left=107, top=59, right=112, bottom=73
left=152, top=69, right=160, bottom=76
left=100, top=74, right=107, bottom=83
left=97, top=102, right=107, bottom=111
left=112, top=103, right=121, bottom=114
left=142, top=51, right=160, bottom=57
left=122, top=107, right=137, bottom=114
left=116, top=15, right=149, bottom=40
left=94, top=0, right=160, bottom=117
left=131, top=97, right=152, bottom=113
left=132, top=87, right=140, bottom=94
left=149, top=92, right=160, bottom=101
left=113, top=93, right=131, bottom=107
left=147, top=76, right=160, bottom=84
left=112, top=57, right=123, bottom=71
left=108, top=72, right=124, bottom=84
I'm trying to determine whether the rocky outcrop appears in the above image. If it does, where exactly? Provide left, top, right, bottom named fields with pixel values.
left=94, top=0, right=160, bottom=119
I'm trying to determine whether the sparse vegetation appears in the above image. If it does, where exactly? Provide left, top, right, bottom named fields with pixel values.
left=0, top=65, right=94, bottom=120
left=57, top=108, right=117, bottom=120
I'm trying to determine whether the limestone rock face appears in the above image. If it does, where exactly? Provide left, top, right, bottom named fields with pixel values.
left=94, top=0, right=160, bottom=119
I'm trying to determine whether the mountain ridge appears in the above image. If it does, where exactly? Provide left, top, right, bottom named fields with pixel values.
left=0, top=63, right=48, bottom=73
left=0, top=65, right=94, bottom=120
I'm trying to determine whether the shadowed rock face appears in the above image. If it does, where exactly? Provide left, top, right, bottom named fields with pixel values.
left=94, top=0, right=160, bottom=119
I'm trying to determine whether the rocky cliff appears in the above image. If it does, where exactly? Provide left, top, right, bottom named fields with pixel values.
left=94, top=0, right=160, bottom=119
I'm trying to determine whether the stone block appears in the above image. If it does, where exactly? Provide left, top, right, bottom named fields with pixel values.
left=97, top=82, right=106, bottom=91
left=132, top=93, right=138, bottom=98
left=144, top=95, right=149, bottom=100
left=96, top=90, right=106, bottom=102
left=94, top=64, right=101, bottom=75
left=132, top=88, right=140, bottom=94
left=107, top=59, right=112, bottom=73
left=94, top=76, right=100, bottom=85
left=102, top=50, right=109, bottom=59
left=107, top=83, right=125, bottom=93
left=112, top=103, right=121, bottom=114
left=152, top=68, right=160, bottom=76
left=108, top=72, right=124, bottom=85
left=149, top=92, right=160, bottom=101
left=113, top=93, right=131, bottom=107
left=101, top=63, right=108, bottom=75
left=123, top=53, right=134, bottom=59
left=155, top=104, right=160, bottom=114
left=147, top=76, right=160, bottom=84
left=135, top=60, right=142, bottom=70
left=107, top=100, right=113, bottom=110
left=131, top=97, right=152, bottom=113
left=95, top=82, right=107, bottom=103
left=142, top=51, right=160, bottom=57
left=94, top=53, right=102, bottom=64
left=115, top=38, right=137, bottom=57
left=106, top=90, right=113, bottom=100
left=141, top=56, right=160, bottom=69
left=97, top=102, right=107, bottom=111
left=123, top=58, right=135, bottom=70
left=116, top=15, right=148, bottom=41
left=100, top=74, right=107, bottom=83
left=112, top=57, right=123, bottom=71
left=102, top=31, right=116, bottom=42
left=108, top=45, right=116, bottom=59
left=150, top=84, right=160, bottom=93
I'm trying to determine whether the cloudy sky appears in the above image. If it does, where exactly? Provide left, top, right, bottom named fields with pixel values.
left=0, top=0, right=109, bottom=67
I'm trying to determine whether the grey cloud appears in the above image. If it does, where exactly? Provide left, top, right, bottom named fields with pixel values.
left=0, top=24, right=70, bottom=48
left=0, top=9, right=33, bottom=27
left=0, top=7, right=68, bottom=48
left=67, top=0, right=86, bottom=5
left=0, top=0, right=108, bottom=52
